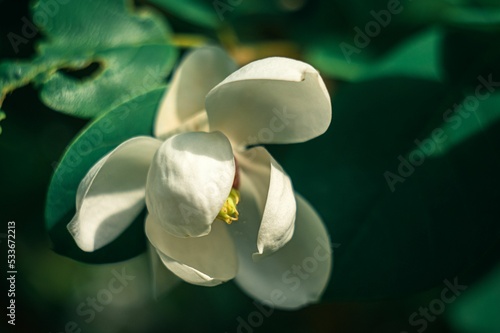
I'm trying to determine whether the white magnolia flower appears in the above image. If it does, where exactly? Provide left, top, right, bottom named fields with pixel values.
left=68, top=47, right=333, bottom=309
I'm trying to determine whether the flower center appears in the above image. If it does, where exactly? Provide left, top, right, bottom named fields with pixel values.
left=217, top=188, right=240, bottom=224
left=217, top=158, right=241, bottom=224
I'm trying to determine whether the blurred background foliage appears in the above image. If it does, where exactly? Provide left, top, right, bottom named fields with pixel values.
left=1, top=0, right=500, bottom=332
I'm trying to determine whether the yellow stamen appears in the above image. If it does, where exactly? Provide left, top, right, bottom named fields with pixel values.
left=217, top=188, right=240, bottom=224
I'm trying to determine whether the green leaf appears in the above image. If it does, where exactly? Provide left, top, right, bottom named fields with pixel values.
left=304, top=34, right=372, bottom=81
left=0, top=110, right=5, bottom=134
left=45, top=87, right=165, bottom=263
left=149, top=0, right=219, bottom=28
left=413, top=93, right=500, bottom=157
left=37, top=44, right=176, bottom=118
left=306, top=29, right=443, bottom=82
left=361, top=28, right=444, bottom=82
left=268, top=77, right=500, bottom=300
left=406, top=0, right=500, bottom=26
left=448, top=263, right=500, bottom=333
left=0, top=0, right=177, bottom=119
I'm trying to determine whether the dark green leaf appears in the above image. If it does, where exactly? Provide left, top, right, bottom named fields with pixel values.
left=412, top=93, right=500, bottom=156
left=406, top=0, right=500, bottom=26
left=268, top=77, right=500, bottom=300
left=304, top=34, right=372, bottom=81
left=0, top=110, right=5, bottom=134
left=361, top=29, right=443, bottom=82
left=149, top=0, right=219, bottom=28
left=306, top=29, right=443, bottom=82
left=448, top=263, right=500, bottom=333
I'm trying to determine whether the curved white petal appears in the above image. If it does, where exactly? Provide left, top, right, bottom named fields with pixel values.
left=146, top=214, right=238, bottom=286
left=154, top=46, right=237, bottom=139
left=145, top=131, right=235, bottom=237
left=67, top=137, right=162, bottom=252
left=205, top=57, right=331, bottom=147
left=231, top=186, right=332, bottom=310
left=237, top=147, right=296, bottom=259
left=148, top=243, right=181, bottom=299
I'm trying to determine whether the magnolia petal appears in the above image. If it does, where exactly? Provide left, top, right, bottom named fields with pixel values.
left=67, top=137, right=162, bottom=252
left=154, top=46, right=237, bottom=139
left=231, top=188, right=332, bottom=310
left=148, top=243, right=181, bottom=299
left=237, top=147, right=296, bottom=259
left=145, top=131, right=235, bottom=238
left=205, top=57, right=331, bottom=148
left=146, top=214, right=238, bottom=286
